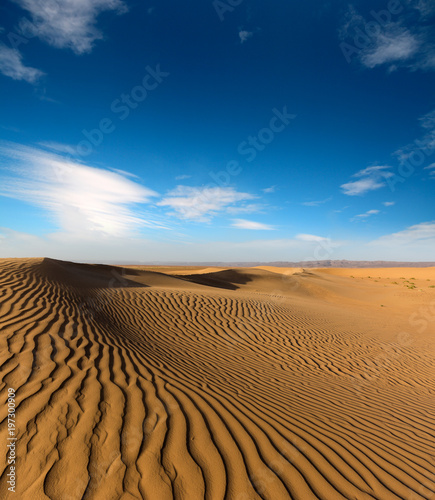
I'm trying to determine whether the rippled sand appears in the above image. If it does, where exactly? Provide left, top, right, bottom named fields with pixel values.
left=0, top=258, right=434, bottom=499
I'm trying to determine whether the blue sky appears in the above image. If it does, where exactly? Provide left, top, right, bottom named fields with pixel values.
left=0, top=0, right=434, bottom=262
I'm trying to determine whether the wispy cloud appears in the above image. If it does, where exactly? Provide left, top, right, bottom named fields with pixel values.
left=15, top=0, right=128, bottom=54
left=0, top=44, right=44, bottom=83
left=296, top=234, right=329, bottom=243
left=0, top=125, right=21, bottom=133
left=419, top=109, right=435, bottom=129
left=383, top=201, right=395, bottom=206
left=37, top=141, right=78, bottom=155
left=341, top=166, right=393, bottom=196
left=412, top=0, right=435, bottom=18
left=239, top=30, right=253, bottom=43
left=351, top=209, right=380, bottom=221
left=226, top=203, right=265, bottom=214
left=361, top=28, right=420, bottom=69
left=231, top=219, right=274, bottom=230
left=340, top=4, right=435, bottom=71
left=302, top=196, right=332, bottom=207
left=394, top=108, right=435, bottom=164
left=262, top=186, right=276, bottom=194
left=175, top=174, right=192, bottom=180
left=0, top=143, right=161, bottom=236
left=157, top=186, right=256, bottom=222
left=371, top=221, right=435, bottom=245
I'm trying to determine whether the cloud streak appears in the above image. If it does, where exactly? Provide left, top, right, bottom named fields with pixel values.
left=231, top=219, right=274, bottom=230
left=15, top=0, right=128, bottom=54
left=239, top=30, right=253, bottom=43
left=302, top=197, right=332, bottom=207
left=371, top=221, right=435, bottom=245
left=351, top=209, right=380, bottom=221
left=0, top=44, right=44, bottom=83
left=361, top=28, right=420, bottom=69
left=0, top=143, right=161, bottom=236
left=341, top=166, right=393, bottom=196
left=340, top=4, right=435, bottom=72
left=157, top=186, right=256, bottom=222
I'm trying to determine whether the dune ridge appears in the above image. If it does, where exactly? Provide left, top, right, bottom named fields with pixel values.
left=0, top=258, right=434, bottom=499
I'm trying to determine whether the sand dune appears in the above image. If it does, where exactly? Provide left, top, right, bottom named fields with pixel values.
left=0, top=258, right=434, bottom=499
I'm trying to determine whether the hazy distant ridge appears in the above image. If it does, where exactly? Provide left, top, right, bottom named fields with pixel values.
left=112, top=260, right=435, bottom=268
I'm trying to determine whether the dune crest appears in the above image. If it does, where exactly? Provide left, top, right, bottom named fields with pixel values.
left=0, top=258, right=434, bottom=499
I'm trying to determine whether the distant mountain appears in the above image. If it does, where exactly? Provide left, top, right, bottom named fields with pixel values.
left=248, top=260, right=435, bottom=268
left=105, top=260, right=435, bottom=268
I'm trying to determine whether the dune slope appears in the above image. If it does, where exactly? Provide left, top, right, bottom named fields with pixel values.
left=0, top=258, right=434, bottom=499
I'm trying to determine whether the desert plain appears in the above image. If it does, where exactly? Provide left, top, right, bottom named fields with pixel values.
left=0, top=258, right=434, bottom=499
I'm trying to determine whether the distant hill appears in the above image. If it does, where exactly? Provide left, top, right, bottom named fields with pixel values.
left=106, top=259, right=435, bottom=268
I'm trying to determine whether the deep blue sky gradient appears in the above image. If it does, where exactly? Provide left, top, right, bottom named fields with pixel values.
left=0, top=0, right=434, bottom=261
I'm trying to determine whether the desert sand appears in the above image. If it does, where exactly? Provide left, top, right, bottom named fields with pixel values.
left=0, top=258, right=434, bottom=499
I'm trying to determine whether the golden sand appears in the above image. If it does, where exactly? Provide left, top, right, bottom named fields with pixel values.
left=0, top=258, right=434, bottom=499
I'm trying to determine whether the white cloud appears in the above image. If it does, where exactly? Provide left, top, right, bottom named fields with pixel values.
left=341, top=178, right=384, bottom=196
left=383, top=201, right=395, bottom=206
left=15, top=0, right=128, bottom=54
left=175, top=174, right=192, bottom=180
left=0, top=44, right=44, bottom=83
left=226, top=203, right=264, bottom=214
left=341, top=166, right=392, bottom=196
left=296, top=234, right=329, bottom=243
left=0, top=142, right=162, bottom=237
left=394, top=108, right=435, bottom=164
left=38, top=141, right=78, bottom=155
left=351, top=209, right=380, bottom=221
left=302, top=196, right=332, bottom=207
left=231, top=219, right=274, bottom=230
left=361, top=29, right=419, bottom=69
left=371, top=221, right=435, bottom=245
left=354, top=166, right=391, bottom=176
left=263, top=186, right=276, bottom=193
left=157, top=186, right=256, bottom=221
left=239, top=30, right=253, bottom=43
left=340, top=5, right=435, bottom=71
left=410, top=0, right=435, bottom=18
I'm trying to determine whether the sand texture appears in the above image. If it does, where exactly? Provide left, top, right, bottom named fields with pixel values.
left=0, top=258, right=434, bottom=499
